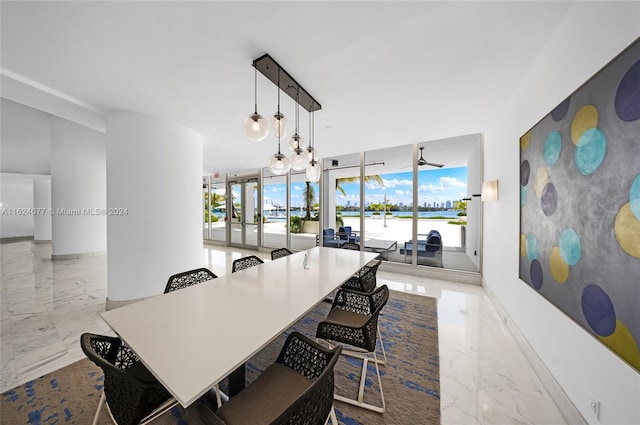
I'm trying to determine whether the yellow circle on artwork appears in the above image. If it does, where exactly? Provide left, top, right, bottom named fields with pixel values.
left=520, top=234, right=527, bottom=257
left=549, top=246, right=569, bottom=283
left=571, top=105, right=598, bottom=145
left=598, top=320, right=640, bottom=370
left=521, top=130, right=532, bottom=150
left=614, top=203, right=640, bottom=258
left=534, top=167, right=549, bottom=197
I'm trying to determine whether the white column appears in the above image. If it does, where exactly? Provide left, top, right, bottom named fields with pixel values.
left=50, top=117, right=107, bottom=257
left=106, top=111, right=202, bottom=302
left=33, top=178, right=52, bottom=242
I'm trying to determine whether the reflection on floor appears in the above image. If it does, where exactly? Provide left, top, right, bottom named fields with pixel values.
left=0, top=241, right=565, bottom=424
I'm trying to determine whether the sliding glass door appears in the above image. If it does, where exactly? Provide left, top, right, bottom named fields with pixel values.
left=227, top=175, right=261, bottom=249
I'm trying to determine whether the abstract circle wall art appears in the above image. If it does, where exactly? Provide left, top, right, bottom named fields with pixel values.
left=519, top=38, right=640, bottom=372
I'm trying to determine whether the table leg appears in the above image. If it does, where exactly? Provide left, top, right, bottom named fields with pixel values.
left=228, top=363, right=246, bottom=397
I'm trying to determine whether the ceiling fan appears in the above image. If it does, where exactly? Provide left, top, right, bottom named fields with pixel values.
left=418, top=147, right=444, bottom=167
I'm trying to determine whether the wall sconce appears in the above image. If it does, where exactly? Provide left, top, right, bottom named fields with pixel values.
left=482, top=180, right=499, bottom=201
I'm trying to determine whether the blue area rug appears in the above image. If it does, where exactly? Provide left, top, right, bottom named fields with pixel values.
left=1, top=290, right=439, bottom=424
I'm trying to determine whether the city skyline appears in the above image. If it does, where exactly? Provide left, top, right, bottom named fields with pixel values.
left=261, top=167, right=468, bottom=209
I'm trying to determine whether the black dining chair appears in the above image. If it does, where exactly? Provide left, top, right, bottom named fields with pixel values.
left=81, top=333, right=177, bottom=425
left=342, top=258, right=380, bottom=293
left=316, top=285, right=390, bottom=413
left=163, top=267, right=217, bottom=293
left=232, top=255, right=265, bottom=272
left=270, top=247, right=293, bottom=260
left=202, top=332, right=342, bottom=425
left=163, top=267, right=224, bottom=406
left=340, top=259, right=387, bottom=365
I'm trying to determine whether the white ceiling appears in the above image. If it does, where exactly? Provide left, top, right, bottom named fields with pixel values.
left=0, top=1, right=573, bottom=174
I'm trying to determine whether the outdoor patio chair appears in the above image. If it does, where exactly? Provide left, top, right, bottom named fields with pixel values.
left=271, top=247, right=293, bottom=260
left=163, top=267, right=217, bottom=293
left=316, top=285, right=389, bottom=413
left=400, top=229, right=443, bottom=267
left=341, top=242, right=360, bottom=250
left=201, top=332, right=342, bottom=425
left=322, top=228, right=342, bottom=248
left=232, top=255, right=264, bottom=272
left=80, top=333, right=178, bottom=425
left=337, top=226, right=360, bottom=243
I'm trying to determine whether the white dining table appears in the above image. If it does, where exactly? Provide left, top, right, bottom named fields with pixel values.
left=100, top=247, right=379, bottom=408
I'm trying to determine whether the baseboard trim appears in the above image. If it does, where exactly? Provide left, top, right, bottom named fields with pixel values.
left=34, top=239, right=52, bottom=244
left=51, top=250, right=106, bottom=260
left=1, top=236, right=34, bottom=244
left=379, top=261, right=482, bottom=285
left=482, top=282, right=586, bottom=425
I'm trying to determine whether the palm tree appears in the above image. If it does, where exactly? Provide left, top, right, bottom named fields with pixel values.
left=303, top=182, right=316, bottom=220
left=335, top=175, right=384, bottom=197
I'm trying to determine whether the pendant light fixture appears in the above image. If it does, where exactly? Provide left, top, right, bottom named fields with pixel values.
left=271, top=68, right=287, bottom=140
left=306, top=108, right=321, bottom=182
left=248, top=54, right=322, bottom=175
left=288, top=89, right=305, bottom=151
left=244, top=67, right=268, bottom=142
left=289, top=91, right=308, bottom=171
left=268, top=69, right=291, bottom=175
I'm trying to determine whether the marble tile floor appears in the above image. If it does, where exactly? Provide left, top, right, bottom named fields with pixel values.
left=0, top=241, right=567, bottom=424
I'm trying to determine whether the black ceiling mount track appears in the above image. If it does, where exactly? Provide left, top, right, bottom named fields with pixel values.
left=252, top=54, right=322, bottom=113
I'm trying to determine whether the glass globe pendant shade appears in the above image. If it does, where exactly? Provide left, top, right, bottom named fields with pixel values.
left=268, top=152, right=291, bottom=175
left=244, top=113, right=268, bottom=142
left=306, top=159, right=321, bottom=182
left=272, top=112, right=287, bottom=140
left=305, top=145, right=318, bottom=161
left=290, top=148, right=307, bottom=171
left=288, top=133, right=305, bottom=151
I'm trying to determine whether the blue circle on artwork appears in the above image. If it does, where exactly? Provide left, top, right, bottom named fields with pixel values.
left=581, top=284, right=616, bottom=337
left=541, top=183, right=557, bottom=216
left=575, top=128, right=606, bottom=175
left=615, top=59, right=640, bottom=122
left=521, top=185, right=527, bottom=206
left=521, top=160, right=531, bottom=186
left=559, top=228, right=581, bottom=266
left=630, top=175, right=640, bottom=221
left=526, top=233, right=538, bottom=261
left=530, top=260, right=543, bottom=290
left=544, top=131, right=562, bottom=166
left=551, top=97, right=571, bottom=121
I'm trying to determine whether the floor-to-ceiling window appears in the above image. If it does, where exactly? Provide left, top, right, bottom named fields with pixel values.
left=203, top=175, right=227, bottom=243
left=262, top=170, right=287, bottom=249
left=323, top=153, right=362, bottom=244
left=320, top=135, right=481, bottom=273
left=290, top=172, right=320, bottom=250
left=205, top=135, right=481, bottom=273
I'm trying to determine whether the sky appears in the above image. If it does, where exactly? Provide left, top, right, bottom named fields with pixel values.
left=260, top=166, right=468, bottom=209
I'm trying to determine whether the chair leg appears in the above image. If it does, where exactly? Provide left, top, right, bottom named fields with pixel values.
left=325, top=406, right=338, bottom=425
left=139, top=398, right=179, bottom=425
left=92, top=391, right=105, bottom=425
left=334, top=350, right=385, bottom=413
left=341, top=330, right=387, bottom=365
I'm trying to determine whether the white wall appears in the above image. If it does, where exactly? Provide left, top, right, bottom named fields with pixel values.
left=0, top=178, right=34, bottom=238
left=50, top=116, right=107, bottom=256
left=106, top=111, right=203, bottom=301
left=1, top=99, right=51, bottom=175
left=483, top=2, right=640, bottom=424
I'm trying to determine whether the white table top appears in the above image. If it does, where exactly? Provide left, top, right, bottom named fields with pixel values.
left=100, top=247, right=378, bottom=407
